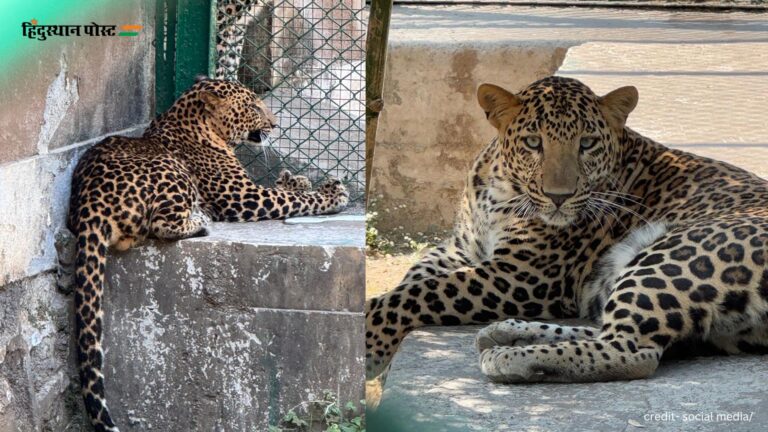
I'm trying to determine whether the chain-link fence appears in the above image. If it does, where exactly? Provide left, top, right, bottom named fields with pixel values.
left=215, top=0, right=366, bottom=203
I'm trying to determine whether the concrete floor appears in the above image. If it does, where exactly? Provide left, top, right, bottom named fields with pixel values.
left=374, top=5, right=768, bottom=432
left=376, top=326, right=768, bottom=432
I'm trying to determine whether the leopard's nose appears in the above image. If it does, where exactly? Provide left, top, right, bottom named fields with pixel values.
left=544, top=192, right=574, bottom=208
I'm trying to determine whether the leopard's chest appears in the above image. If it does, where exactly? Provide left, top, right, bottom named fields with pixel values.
left=468, top=196, right=622, bottom=306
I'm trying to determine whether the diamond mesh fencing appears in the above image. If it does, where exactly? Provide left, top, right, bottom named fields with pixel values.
left=215, top=0, right=366, bottom=203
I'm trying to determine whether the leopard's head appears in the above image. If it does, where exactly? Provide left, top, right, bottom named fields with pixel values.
left=193, top=77, right=278, bottom=145
left=477, top=76, right=638, bottom=227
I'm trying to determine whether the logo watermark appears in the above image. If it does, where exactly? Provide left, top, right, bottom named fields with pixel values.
left=21, top=19, right=142, bottom=41
left=641, top=410, right=754, bottom=424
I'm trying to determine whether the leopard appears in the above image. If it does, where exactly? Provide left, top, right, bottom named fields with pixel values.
left=365, top=75, right=768, bottom=387
left=67, top=77, right=348, bottom=431
left=214, top=0, right=311, bottom=83
left=214, top=0, right=256, bottom=80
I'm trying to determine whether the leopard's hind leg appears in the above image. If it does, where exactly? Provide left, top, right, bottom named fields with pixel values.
left=151, top=208, right=209, bottom=240
left=149, top=178, right=210, bottom=240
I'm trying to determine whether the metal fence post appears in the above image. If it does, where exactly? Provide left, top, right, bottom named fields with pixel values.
left=155, top=0, right=213, bottom=114
left=155, top=0, right=178, bottom=114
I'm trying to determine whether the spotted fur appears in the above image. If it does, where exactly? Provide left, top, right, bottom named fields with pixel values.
left=366, top=76, right=768, bottom=384
left=215, top=0, right=255, bottom=79
left=68, top=78, right=348, bottom=431
left=275, top=169, right=312, bottom=192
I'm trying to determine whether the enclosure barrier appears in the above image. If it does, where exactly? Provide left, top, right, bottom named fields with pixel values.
left=215, top=0, right=366, bottom=202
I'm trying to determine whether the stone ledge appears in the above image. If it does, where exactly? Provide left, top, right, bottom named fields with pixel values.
left=103, top=218, right=364, bottom=431
left=388, top=5, right=766, bottom=45
left=108, top=219, right=364, bottom=313
left=373, top=324, right=768, bottom=432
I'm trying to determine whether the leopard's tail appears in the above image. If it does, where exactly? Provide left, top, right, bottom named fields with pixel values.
left=75, top=225, right=119, bottom=432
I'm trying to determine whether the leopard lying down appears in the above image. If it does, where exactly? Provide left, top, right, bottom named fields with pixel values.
left=366, top=76, right=768, bottom=384
left=67, top=77, right=348, bottom=431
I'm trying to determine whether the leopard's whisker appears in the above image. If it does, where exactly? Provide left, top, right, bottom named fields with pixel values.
left=593, top=191, right=650, bottom=211
left=584, top=201, right=606, bottom=234
left=593, top=197, right=652, bottom=227
left=592, top=198, right=628, bottom=232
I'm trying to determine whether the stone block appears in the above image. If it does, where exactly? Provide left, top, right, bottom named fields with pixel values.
left=103, top=219, right=365, bottom=431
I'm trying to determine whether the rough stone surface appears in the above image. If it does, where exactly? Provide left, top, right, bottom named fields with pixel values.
left=370, top=5, right=768, bottom=242
left=0, top=3, right=156, bottom=430
left=0, top=273, right=83, bottom=432
left=102, top=219, right=365, bottom=431
left=375, top=325, right=768, bottom=432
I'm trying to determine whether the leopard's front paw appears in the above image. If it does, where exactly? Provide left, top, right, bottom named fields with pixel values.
left=476, top=320, right=534, bottom=352
left=275, top=169, right=312, bottom=192
left=479, top=346, right=542, bottom=383
left=318, top=176, right=349, bottom=213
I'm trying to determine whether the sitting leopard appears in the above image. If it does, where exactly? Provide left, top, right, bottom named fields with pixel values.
left=67, top=77, right=348, bottom=431
left=366, top=76, right=768, bottom=385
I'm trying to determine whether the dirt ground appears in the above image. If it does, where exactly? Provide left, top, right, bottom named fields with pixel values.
left=365, top=252, right=423, bottom=406
left=365, top=252, right=422, bottom=299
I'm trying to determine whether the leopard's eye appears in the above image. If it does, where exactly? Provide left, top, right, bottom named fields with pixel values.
left=580, top=136, right=598, bottom=151
left=523, top=136, right=542, bottom=150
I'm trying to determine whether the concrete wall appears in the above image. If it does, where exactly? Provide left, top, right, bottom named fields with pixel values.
left=0, top=2, right=155, bottom=430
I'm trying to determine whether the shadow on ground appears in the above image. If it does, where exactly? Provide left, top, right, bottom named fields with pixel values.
left=371, top=325, right=768, bottom=432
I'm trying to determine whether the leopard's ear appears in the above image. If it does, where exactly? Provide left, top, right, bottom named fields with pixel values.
left=477, top=83, right=522, bottom=130
left=599, top=86, right=638, bottom=129
left=199, top=91, right=223, bottom=112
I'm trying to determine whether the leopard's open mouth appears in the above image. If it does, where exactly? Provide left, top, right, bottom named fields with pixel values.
left=246, top=128, right=272, bottom=143
left=246, top=117, right=280, bottom=142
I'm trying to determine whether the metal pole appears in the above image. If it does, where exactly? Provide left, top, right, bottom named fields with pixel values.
left=365, top=0, right=393, bottom=204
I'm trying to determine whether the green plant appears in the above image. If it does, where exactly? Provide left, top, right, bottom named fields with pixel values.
left=366, top=211, right=394, bottom=253
left=269, top=390, right=365, bottom=432
left=366, top=209, right=443, bottom=255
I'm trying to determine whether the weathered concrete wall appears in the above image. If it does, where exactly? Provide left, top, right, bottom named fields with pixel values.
left=0, top=5, right=155, bottom=165
left=0, top=273, right=83, bottom=432
left=0, top=2, right=155, bottom=430
left=103, top=221, right=365, bottom=431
